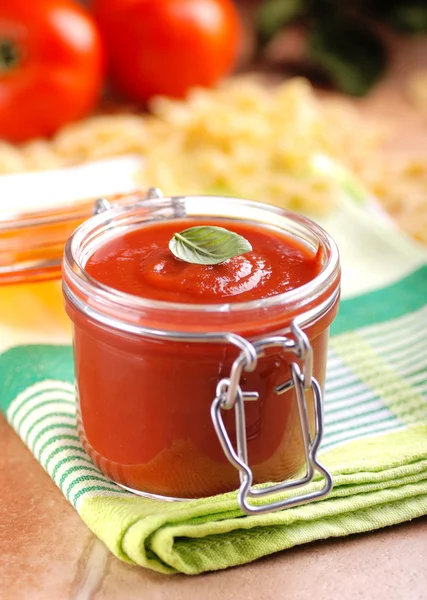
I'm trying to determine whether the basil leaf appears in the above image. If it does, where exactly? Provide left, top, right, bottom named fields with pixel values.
left=258, top=0, right=306, bottom=46
left=308, top=16, right=386, bottom=96
left=169, top=226, right=252, bottom=265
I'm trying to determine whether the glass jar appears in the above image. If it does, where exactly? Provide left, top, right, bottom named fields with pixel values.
left=62, top=195, right=340, bottom=514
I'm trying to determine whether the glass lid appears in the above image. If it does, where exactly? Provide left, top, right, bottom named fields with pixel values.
left=0, top=156, right=141, bottom=285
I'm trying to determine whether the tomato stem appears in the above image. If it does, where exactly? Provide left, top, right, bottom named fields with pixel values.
left=0, top=39, right=22, bottom=74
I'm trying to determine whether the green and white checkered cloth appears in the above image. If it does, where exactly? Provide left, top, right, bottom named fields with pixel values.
left=1, top=263, right=427, bottom=574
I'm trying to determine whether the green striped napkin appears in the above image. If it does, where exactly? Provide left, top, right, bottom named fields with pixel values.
left=1, top=264, right=427, bottom=575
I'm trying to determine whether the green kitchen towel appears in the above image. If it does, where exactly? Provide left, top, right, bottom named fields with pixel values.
left=1, top=266, right=427, bottom=575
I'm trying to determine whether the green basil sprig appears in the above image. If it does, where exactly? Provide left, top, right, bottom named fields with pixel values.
left=169, top=226, right=252, bottom=265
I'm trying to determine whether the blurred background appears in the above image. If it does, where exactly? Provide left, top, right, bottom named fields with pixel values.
left=2, top=0, right=427, bottom=243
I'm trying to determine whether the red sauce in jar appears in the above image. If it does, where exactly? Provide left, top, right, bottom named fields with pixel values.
left=68, top=218, right=337, bottom=498
left=85, top=220, right=322, bottom=303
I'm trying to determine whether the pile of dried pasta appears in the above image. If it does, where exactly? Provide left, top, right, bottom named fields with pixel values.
left=2, top=75, right=427, bottom=243
left=0, top=78, right=384, bottom=215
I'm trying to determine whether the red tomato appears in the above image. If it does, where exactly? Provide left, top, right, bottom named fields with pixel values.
left=0, top=0, right=104, bottom=143
left=92, top=0, right=242, bottom=102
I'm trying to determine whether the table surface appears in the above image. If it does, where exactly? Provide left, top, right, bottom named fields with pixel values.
left=2, top=412, right=427, bottom=600
left=2, top=29, right=427, bottom=600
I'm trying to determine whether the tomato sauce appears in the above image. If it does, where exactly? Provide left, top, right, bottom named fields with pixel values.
left=85, top=219, right=322, bottom=303
left=67, top=218, right=338, bottom=498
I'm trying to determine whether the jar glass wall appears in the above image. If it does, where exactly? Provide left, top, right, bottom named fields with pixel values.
left=63, top=196, right=340, bottom=500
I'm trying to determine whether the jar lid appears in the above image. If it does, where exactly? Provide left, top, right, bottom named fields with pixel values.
left=0, top=157, right=142, bottom=285
left=0, top=193, right=147, bottom=285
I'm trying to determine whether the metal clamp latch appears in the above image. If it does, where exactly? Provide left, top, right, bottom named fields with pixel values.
left=93, top=187, right=164, bottom=215
left=211, top=318, right=333, bottom=515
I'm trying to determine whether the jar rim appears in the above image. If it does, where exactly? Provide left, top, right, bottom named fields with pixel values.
left=63, top=195, right=340, bottom=321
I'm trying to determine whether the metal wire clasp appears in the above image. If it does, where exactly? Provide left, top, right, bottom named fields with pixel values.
left=211, top=317, right=333, bottom=515
left=93, top=187, right=164, bottom=215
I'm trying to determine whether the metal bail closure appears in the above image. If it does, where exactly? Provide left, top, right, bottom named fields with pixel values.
left=92, top=187, right=164, bottom=215
left=211, top=320, right=333, bottom=515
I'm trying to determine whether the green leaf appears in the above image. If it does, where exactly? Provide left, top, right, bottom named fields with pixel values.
left=258, top=0, right=306, bottom=46
left=169, top=226, right=252, bottom=265
left=387, top=3, right=427, bottom=33
left=308, top=16, right=387, bottom=96
left=367, top=0, right=427, bottom=33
